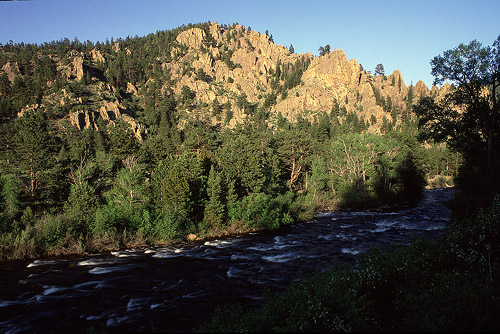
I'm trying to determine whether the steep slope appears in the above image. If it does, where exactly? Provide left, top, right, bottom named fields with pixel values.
left=0, top=22, right=449, bottom=137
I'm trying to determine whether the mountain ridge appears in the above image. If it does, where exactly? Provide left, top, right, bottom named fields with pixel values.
left=0, top=21, right=451, bottom=137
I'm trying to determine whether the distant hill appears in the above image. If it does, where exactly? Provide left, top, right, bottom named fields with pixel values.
left=0, top=21, right=451, bottom=138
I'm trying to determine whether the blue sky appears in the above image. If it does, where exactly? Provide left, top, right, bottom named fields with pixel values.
left=1, top=0, right=499, bottom=87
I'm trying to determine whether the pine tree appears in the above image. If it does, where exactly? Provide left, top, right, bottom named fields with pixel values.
left=203, top=165, right=225, bottom=228
left=375, top=64, right=385, bottom=76
left=13, top=110, right=55, bottom=201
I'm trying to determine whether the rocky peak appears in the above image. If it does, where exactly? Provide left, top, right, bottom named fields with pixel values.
left=5, top=21, right=448, bottom=138
left=414, top=80, right=430, bottom=97
left=176, top=27, right=206, bottom=48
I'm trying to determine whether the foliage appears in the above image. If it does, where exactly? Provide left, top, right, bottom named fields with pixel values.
left=0, top=173, right=22, bottom=229
left=416, top=35, right=500, bottom=203
left=318, top=44, right=331, bottom=56
left=0, top=21, right=441, bottom=262
left=375, top=63, right=385, bottom=76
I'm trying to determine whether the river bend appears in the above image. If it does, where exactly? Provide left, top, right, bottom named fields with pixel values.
left=0, top=188, right=455, bottom=333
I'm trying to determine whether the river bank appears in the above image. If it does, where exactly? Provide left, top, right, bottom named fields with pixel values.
left=0, top=188, right=458, bottom=333
left=0, top=187, right=456, bottom=265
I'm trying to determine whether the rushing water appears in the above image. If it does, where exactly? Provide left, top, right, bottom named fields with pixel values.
left=0, top=188, right=455, bottom=333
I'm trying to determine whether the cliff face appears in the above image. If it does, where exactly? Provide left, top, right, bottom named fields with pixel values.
left=0, top=22, right=448, bottom=135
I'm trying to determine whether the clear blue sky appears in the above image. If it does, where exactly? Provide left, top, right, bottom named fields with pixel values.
left=1, top=0, right=499, bottom=87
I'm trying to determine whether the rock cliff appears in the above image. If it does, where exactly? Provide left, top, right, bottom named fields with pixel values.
left=0, top=22, right=448, bottom=136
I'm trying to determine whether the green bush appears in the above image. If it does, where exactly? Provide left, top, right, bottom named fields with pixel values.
left=229, top=192, right=293, bottom=230
left=34, top=214, right=69, bottom=252
left=149, top=209, right=182, bottom=242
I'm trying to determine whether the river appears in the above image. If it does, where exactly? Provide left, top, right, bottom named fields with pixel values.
left=0, top=188, right=455, bottom=333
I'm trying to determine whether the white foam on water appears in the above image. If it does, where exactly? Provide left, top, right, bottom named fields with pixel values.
left=204, top=239, right=236, bottom=248
left=89, top=267, right=114, bottom=275
left=77, top=259, right=117, bottom=266
left=126, top=298, right=147, bottom=312
left=230, top=253, right=254, bottom=261
left=26, top=259, right=57, bottom=267
left=34, top=294, right=54, bottom=303
left=88, top=265, right=132, bottom=275
left=111, top=250, right=140, bottom=258
left=226, top=266, right=244, bottom=278
left=106, top=314, right=130, bottom=328
left=398, top=222, right=420, bottom=230
left=261, top=253, right=298, bottom=263
left=334, top=233, right=348, bottom=241
left=372, top=219, right=399, bottom=233
left=248, top=244, right=274, bottom=252
left=341, top=248, right=361, bottom=255
left=151, top=247, right=186, bottom=258
left=425, top=224, right=446, bottom=231
left=150, top=303, right=162, bottom=309
left=42, top=285, right=68, bottom=295
left=203, top=240, right=219, bottom=247
left=245, top=294, right=264, bottom=301
left=182, top=291, right=206, bottom=299
left=317, top=234, right=334, bottom=240
left=73, top=280, right=106, bottom=291
left=85, top=314, right=105, bottom=321
left=0, top=300, right=24, bottom=308
left=144, top=249, right=156, bottom=254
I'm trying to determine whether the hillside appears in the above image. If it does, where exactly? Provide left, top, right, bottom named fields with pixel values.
left=0, top=21, right=450, bottom=138
left=0, top=21, right=460, bottom=261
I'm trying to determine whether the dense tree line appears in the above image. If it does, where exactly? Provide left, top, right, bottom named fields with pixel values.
left=0, top=100, right=441, bottom=260
left=0, top=22, right=458, bottom=262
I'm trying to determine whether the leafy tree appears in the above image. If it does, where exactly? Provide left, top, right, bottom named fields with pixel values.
left=329, top=133, right=381, bottom=193
left=105, top=156, right=150, bottom=230
left=152, top=152, right=206, bottom=225
left=308, top=156, right=330, bottom=200
left=375, top=63, right=385, bottom=76
left=182, top=117, right=217, bottom=157
left=429, top=36, right=500, bottom=169
left=216, top=132, right=268, bottom=195
left=395, top=152, right=426, bottom=204
left=13, top=110, right=55, bottom=202
left=0, top=173, right=21, bottom=228
left=203, top=165, right=225, bottom=229
left=108, top=119, right=140, bottom=160
left=64, top=180, right=98, bottom=235
left=416, top=36, right=500, bottom=198
left=275, top=123, right=312, bottom=190
left=318, top=44, right=331, bottom=56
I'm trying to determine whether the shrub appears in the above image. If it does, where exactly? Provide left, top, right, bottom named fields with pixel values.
left=229, top=192, right=293, bottom=230
left=149, top=209, right=182, bottom=242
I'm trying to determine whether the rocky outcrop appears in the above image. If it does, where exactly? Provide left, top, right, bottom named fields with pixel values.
left=67, top=100, right=146, bottom=140
left=1, top=61, right=20, bottom=84
left=10, top=21, right=446, bottom=139
left=176, top=28, right=206, bottom=48
left=90, top=48, right=105, bottom=64
left=69, top=109, right=96, bottom=130
left=161, top=22, right=446, bottom=131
